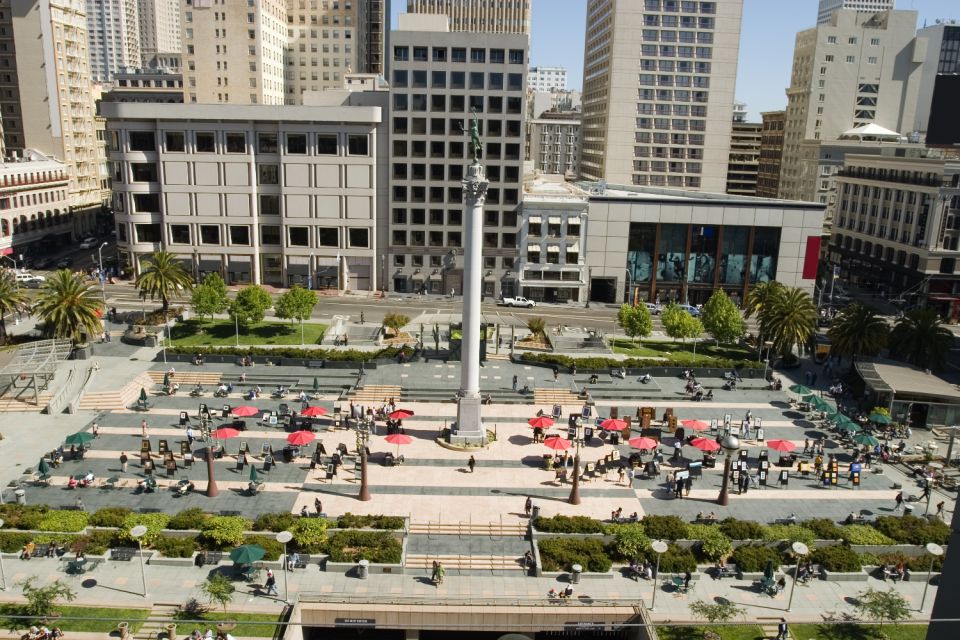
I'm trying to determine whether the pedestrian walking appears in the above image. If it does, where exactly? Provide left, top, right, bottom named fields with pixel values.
left=314, top=497, right=323, bottom=515
left=75, top=497, right=85, bottom=511
left=264, top=572, right=278, bottom=596
left=618, top=467, right=626, bottom=485
left=803, top=438, right=810, bottom=455
left=553, top=368, right=559, bottom=382
left=186, top=426, right=194, bottom=446
left=895, top=490, right=904, bottom=511
left=627, top=466, right=635, bottom=486
left=92, top=422, right=99, bottom=438
left=120, top=452, right=128, bottom=473
left=524, top=496, right=533, bottom=517
left=922, top=482, right=932, bottom=502
left=360, top=311, right=365, bottom=324
left=776, top=619, right=789, bottom=640
left=467, top=455, right=476, bottom=473
left=674, top=479, right=683, bottom=499
left=141, top=419, right=148, bottom=438
left=936, top=501, right=945, bottom=519
left=672, top=439, right=682, bottom=461
left=512, top=375, right=518, bottom=391
left=684, top=476, right=692, bottom=497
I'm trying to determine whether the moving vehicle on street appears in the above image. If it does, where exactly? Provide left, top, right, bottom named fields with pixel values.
left=499, top=295, right=536, bottom=308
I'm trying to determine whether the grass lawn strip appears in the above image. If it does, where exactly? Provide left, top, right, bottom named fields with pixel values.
left=174, top=611, right=286, bottom=638
left=170, top=320, right=327, bottom=347
left=0, top=607, right=150, bottom=633
left=659, top=623, right=928, bottom=640
left=610, top=339, right=754, bottom=363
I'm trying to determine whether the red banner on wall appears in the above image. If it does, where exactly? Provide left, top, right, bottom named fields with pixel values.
left=802, top=236, right=821, bottom=280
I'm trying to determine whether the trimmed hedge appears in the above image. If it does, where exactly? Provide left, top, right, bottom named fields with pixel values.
left=325, top=530, right=401, bottom=564
left=641, top=515, right=689, bottom=541
left=336, top=513, right=405, bottom=530
left=252, top=512, right=298, bottom=533
left=873, top=515, right=950, bottom=546
left=119, top=513, right=171, bottom=546
left=36, top=510, right=89, bottom=533
left=761, top=524, right=816, bottom=547
left=0, top=505, right=47, bottom=530
left=731, top=544, right=784, bottom=572
left=153, top=535, right=198, bottom=558
left=0, top=531, right=35, bottom=553
left=840, top=525, right=895, bottom=545
left=89, top=507, right=132, bottom=528
left=643, top=544, right=697, bottom=574
left=537, top=537, right=613, bottom=573
left=533, top=515, right=607, bottom=534
left=198, top=516, right=251, bottom=549
left=166, top=345, right=413, bottom=362
left=801, top=518, right=843, bottom=540
left=167, top=508, right=210, bottom=531
left=859, top=551, right=945, bottom=572
left=718, top=518, right=765, bottom=541
left=810, top=544, right=862, bottom=572
left=519, top=352, right=762, bottom=371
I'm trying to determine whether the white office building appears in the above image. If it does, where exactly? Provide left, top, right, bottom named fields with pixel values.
left=527, top=66, right=567, bottom=92
left=86, top=0, right=141, bottom=83
left=817, top=0, right=894, bottom=25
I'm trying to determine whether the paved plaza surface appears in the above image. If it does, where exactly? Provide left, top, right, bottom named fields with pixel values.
left=0, top=345, right=949, bottom=629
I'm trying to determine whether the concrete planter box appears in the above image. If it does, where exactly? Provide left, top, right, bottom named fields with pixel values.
left=148, top=556, right=196, bottom=567
left=822, top=569, right=869, bottom=582
left=541, top=570, right=615, bottom=581
left=324, top=560, right=403, bottom=576
left=850, top=544, right=940, bottom=557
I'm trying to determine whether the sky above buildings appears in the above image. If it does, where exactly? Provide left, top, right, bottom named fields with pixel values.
left=391, top=0, right=959, bottom=121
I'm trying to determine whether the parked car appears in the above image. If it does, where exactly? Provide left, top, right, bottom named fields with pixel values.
left=55, top=257, right=73, bottom=269
left=499, top=295, right=536, bottom=308
left=23, top=276, right=45, bottom=288
left=13, top=271, right=42, bottom=283
left=79, top=237, right=99, bottom=249
left=644, top=302, right=662, bottom=315
left=676, top=303, right=701, bottom=317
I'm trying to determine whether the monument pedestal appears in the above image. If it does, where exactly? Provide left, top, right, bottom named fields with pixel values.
left=451, top=394, right=485, bottom=445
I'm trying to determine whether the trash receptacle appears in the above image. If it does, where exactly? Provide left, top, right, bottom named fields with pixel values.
left=904, top=504, right=914, bottom=515
left=14, top=489, right=25, bottom=505
left=571, top=563, right=582, bottom=584
left=165, top=623, right=177, bottom=640
left=531, top=505, right=541, bottom=521
left=357, top=558, right=369, bottom=579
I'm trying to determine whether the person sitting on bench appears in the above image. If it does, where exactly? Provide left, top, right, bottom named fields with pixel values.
left=589, top=374, right=599, bottom=384
left=640, top=373, right=652, bottom=384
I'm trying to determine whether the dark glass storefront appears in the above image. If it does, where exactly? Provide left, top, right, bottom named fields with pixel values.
left=626, top=223, right=781, bottom=304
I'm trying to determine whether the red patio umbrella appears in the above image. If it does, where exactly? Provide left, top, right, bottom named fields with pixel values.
left=286, top=430, right=316, bottom=446
left=690, top=437, right=721, bottom=452
left=300, top=406, right=327, bottom=417
left=212, top=427, right=240, bottom=440
left=388, top=409, right=415, bottom=420
left=600, top=418, right=628, bottom=431
left=766, top=439, right=796, bottom=453
left=628, top=436, right=658, bottom=450
left=385, top=433, right=413, bottom=456
left=527, top=416, right=555, bottom=429
left=543, top=435, right=571, bottom=451
left=680, top=419, right=710, bottom=431
left=231, top=405, right=259, bottom=417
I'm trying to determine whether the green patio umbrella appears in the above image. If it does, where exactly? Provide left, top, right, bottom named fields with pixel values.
left=789, top=384, right=812, bottom=396
left=37, top=458, right=50, bottom=475
left=868, top=412, right=892, bottom=425
left=249, top=466, right=259, bottom=483
left=65, top=431, right=95, bottom=446
left=229, top=544, right=265, bottom=565
left=835, top=420, right=860, bottom=434
left=810, top=396, right=832, bottom=412
left=162, top=372, right=170, bottom=387
left=853, top=433, right=880, bottom=447
left=312, top=377, right=320, bottom=393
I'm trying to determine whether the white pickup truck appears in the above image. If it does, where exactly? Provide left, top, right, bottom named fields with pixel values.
left=500, top=295, right=536, bottom=308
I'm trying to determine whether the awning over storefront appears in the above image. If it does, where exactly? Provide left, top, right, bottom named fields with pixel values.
left=856, top=359, right=960, bottom=403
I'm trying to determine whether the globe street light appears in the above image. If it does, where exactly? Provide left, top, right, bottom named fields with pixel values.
left=717, top=433, right=740, bottom=506
left=786, top=541, right=809, bottom=612
left=130, top=524, right=148, bottom=597
left=0, top=518, right=6, bottom=590
left=650, top=539, right=668, bottom=611
left=276, top=530, right=293, bottom=604
left=920, top=542, right=944, bottom=612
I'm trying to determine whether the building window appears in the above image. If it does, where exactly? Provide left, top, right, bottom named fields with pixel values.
left=317, top=134, right=338, bottom=155
left=164, top=132, right=185, bottom=152
left=128, top=131, right=155, bottom=151
left=133, top=194, right=160, bottom=212
left=257, top=133, right=278, bottom=153
left=225, top=133, right=246, bottom=153
left=347, top=134, right=369, bottom=156
left=258, top=164, right=279, bottom=185
left=259, top=195, right=280, bottom=215
left=318, top=227, right=339, bottom=247
left=135, top=223, right=161, bottom=243
left=260, top=225, right=281, bottom=245
left=170, top=225, right=190, bottom=244
left=348, top=228, right=369, bottom=248
left=229, top=226, right=250, bottom=245
left=288, top=226, right=310, bottom=247
left=286, top=133, right=307, bottom=154
left=131, top=163, right=157, bottom=182
left=199, top=225, right=220, bottom=245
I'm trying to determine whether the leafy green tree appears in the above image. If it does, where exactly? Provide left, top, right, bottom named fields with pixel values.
left=853, top=588, right=911, bottom=633
left=700, top=290, right=745, bottom=345
left=689, top=599, right=746, bottom=638
left=0, top=272, right=30, bottom=344
left=274, top=285, right=318, bottom=324
left=889, top=308, right=953, bottom=371
left=33, top=270, right=103, bottom=343
left=383, top=313, right=411, bottom=336
left=760, top=286, right=817, bottom=359
left=16, top=578, right=76, bottom=619
left=136, top=250, right=194, bottom=321
left=229, top=285, right=272, bottom=327
left=190, top=272, right=229, bottom=321
left=612, top=524, right=650, bottom=560
left=827, top=303, right=888, bottom=361
left=661, top=303, right=704, bottom=343
left=199, top=574, right=235, bottom=615
left=617, top=304, right=653, bottom=345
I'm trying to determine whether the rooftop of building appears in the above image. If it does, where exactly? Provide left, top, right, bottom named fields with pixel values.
left=521, top=174, right=588, bottom=203
left=529, top=113, right=581, bottom=124
left=100, top=101, right=382, bottom=123
left=576, top=182, right=824, bottom=209
left=0, top=150, right=67, bottom=175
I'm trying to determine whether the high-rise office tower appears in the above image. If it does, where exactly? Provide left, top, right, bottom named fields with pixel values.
left=756, top=110, right=785, bottom=198
left=285, top=0, right=361, bottom=99
left=779, top=8, right=921, bottom=200
left=726, top=118, right=761, bottom=196
left=915, top=21, right=960, bottom=145
left=85, top=0, right=141, bottom=82
left=138, top=0, right=181, bottom=64
left=406, top=0, right=531, bottom=34
left=527, top=66, right=568, bottom=92
left=180, top=0, right=287, bottom=105
left=386, top=13, right=528, bottom=296
left=817, top=0, right=894, bottom=25
left=0, top=0, right=104, bottom=237
left=358, top=0, right=389, bottom=76
left=580, top=0, right=744, bottom=191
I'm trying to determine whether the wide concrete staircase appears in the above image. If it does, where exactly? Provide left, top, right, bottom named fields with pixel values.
left=409, top=521, right=526, bottom=536
left=405, top=553, right=524, bottom=572
left=347, top=383, right=402, bottom=403
left=145, top=370, right=222, bottom=386
left=0, top=390, right=53, bottom=412
left=78, top=371, right=155, bottom=411
left=533, top=387, right=581, bottom=406
left=405, top=520, right=529, bottom=574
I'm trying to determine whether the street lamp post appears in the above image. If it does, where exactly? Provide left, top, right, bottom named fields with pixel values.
left=920, top=542, right=944, bottom=612
left=650, top=539, right=667, bottom=611
left=717, top=434, right=740, bottom=506
left=276, top=530, right=293, bottom=604
left=380, top=255, right=386, bottom=296
left=130, top=525, right=148, bottom=597
left=625, top=268, right=633, bottom=305
left=97, top=243, right=109, bottom=331
left=786, top=541, right=809, bottom=612
left=0, top=518, right=6, bottom=590
left=358, top=421, right=371, bottom=501
left=235, top=313, right=239, bottom=347
left=569, top=424, right=583, bottom=505
left=308, top=252, right=315, bottom=290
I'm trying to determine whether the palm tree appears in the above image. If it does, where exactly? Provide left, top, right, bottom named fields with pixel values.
left=889, top=308, right=953, bottom=371
left=761, top=286, right=817, bottom=359
left=744, top=281, right=785, bottom=351
left=136, top=250, right=193, bottom=321
left=0, top=273, right=30, bottom=344
left=33, top=270, right=103, bottom=343
left=828, top=303, right=888, bottom=362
